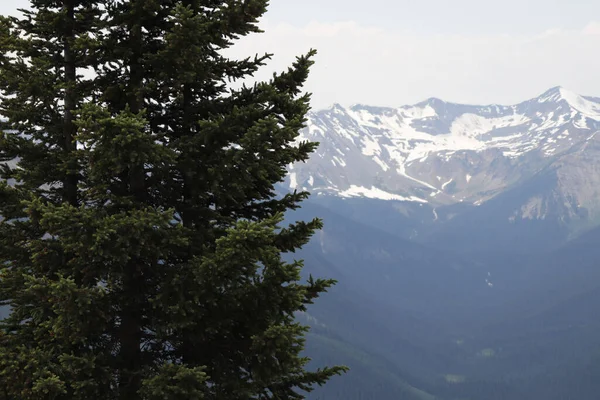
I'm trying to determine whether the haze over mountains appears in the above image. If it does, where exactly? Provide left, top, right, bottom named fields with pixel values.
left=287, top=87, right=600, bottom=399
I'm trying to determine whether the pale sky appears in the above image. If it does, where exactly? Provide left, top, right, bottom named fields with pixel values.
left=3, top=0, right=600, bottom=109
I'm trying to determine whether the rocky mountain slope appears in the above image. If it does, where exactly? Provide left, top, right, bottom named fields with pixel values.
left=287, top=87, right=600, bottom=233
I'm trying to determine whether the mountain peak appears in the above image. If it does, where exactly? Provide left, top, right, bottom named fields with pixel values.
left=537, top=86, right=566, bottom=102
left=420, top=97, right=446, bottom=106
left=537, top=86, right=582, bottom=105
left=535, top=87, right=600, bottom=119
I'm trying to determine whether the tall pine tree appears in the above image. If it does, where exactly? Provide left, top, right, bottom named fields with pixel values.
left=0, top=0, right=347, bottom=399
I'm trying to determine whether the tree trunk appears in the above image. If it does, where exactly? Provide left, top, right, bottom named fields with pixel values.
left=62, top=0, right=78, bottom=207
left=118, top=1, right=145, bottom=398
left=181, top=82, right=196, bottom=366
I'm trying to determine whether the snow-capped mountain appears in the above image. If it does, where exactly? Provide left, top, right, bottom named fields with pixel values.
left=288, top=87, right=600, bottom=227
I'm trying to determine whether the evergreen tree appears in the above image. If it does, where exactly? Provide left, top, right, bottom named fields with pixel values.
left=0, top=1, right=347, bottom=399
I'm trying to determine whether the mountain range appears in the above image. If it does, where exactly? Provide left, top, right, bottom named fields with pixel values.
left=284, top=87, right=600, bottom=399
left=286, top=87, right=600, bottom=252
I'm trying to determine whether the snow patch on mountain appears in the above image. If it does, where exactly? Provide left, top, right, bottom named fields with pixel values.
left=441, top=178, right=454, bottom=190
left=559, top=88, right=600, bottom=119
left=339, top=185, right=428, bottom=203
left=289, top=172, right=297, bottom=189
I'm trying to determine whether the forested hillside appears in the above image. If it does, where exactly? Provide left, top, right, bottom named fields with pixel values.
left=292, top=197, right=600, bottom=400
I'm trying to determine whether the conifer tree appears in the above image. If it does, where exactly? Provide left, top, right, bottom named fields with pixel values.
left=0, top=0, right=347, bottom=399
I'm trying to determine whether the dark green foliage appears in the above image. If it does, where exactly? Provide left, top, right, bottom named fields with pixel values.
left=0, top=0, right=346, bottom=398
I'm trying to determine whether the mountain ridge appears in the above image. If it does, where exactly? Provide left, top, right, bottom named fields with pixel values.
left=286, top=86, right=600, bottom=240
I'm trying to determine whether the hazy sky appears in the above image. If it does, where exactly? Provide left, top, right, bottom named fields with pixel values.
left=3, top=0, right=600, bottom=109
